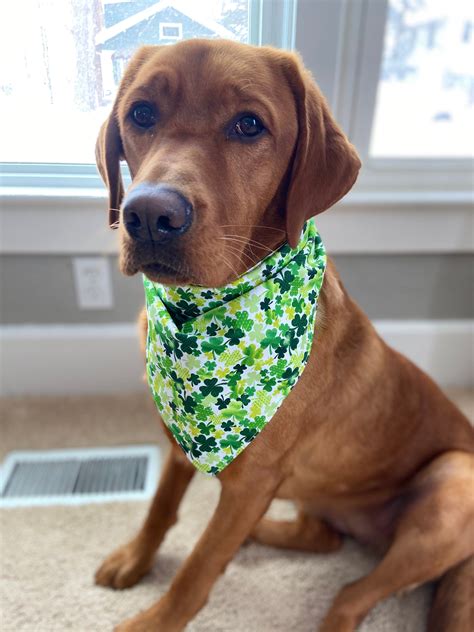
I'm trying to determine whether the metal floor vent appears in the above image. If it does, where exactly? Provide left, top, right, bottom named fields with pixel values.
left=0, top=446, right=160, bottom=508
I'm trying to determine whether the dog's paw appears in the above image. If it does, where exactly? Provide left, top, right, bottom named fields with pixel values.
left=94, top=539, right=154, bottom=590
left=318, top=614, right=356, bottom=632
left=114, top=600, right=183, bottom=632
left=114, top=614, right=154, bottom=632
left=114, top=615, right=153, bottom=632
left=318, top=609, right=359, bottom=632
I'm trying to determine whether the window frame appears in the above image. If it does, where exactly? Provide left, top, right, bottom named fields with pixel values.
left=0, top=0, right=296, bottom=191
left=295, top=0, right=473, bottom=197
left=159, top=22, right=183, bottom=41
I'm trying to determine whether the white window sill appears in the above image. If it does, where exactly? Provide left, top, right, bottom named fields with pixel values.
left=0, top=186, right=472, bottom=255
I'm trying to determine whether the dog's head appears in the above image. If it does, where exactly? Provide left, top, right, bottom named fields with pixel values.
left=96, top=39, right=360, bottom=286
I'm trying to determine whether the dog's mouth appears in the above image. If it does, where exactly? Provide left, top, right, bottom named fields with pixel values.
left=119, top=231, right=249, bottom=287
left=119, top=232, right=196, bottom=284
left=140, top=261, right=190, bottom=284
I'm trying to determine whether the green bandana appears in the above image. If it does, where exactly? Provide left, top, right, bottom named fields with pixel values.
left=144, top=220, right=326, bottom=475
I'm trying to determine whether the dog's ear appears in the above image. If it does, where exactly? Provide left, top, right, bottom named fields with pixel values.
left=95, top=46, right=157, bottom=228
left=95, top=113, right=123, bottom=228
left=281, top=54, right=361, bottom=247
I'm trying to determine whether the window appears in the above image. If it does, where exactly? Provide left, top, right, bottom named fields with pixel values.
left=159, top=23, right=183, bottom=41
left=370, top=0, right=474, bottom=158
left=293, top=0, right=473, bottom=196
left=0, top=0, right=252, bottom=166
left=1, top=0, right=471, bottom=197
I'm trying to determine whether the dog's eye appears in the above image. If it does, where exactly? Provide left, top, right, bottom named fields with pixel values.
left=232, top=115, right=265, bottom=139
left=130, top=103, right=156, bottom=129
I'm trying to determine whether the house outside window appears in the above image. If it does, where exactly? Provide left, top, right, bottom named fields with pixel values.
left=159, top=22, right=183, bottom=41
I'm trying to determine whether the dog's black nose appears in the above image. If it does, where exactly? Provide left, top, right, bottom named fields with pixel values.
left=122, top=184, right=192, bottom=242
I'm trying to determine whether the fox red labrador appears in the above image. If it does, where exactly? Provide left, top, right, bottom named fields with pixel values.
left=95, top=39, right=474, bottom=632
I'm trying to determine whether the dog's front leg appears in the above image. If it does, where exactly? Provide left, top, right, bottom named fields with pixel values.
left=114, top=466, right=280, bottom=632
left=96, top=447, right=195, bottom=590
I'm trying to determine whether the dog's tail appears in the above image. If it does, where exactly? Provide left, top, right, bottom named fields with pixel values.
left=428, top=556, right=473, bottom=632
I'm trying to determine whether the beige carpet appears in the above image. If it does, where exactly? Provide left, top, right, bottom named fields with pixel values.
left=1, top=390, right=472, bottom=632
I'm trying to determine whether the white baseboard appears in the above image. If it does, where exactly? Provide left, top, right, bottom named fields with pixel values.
left=374, top=320, right=473, bottom=389
left=0, top=320, right=472, bottom=396
left=0, top=324, right=145, bottom=396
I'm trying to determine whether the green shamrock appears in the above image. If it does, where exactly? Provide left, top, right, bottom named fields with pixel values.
left=189, top=373, right=200, bottom=386
left=169, top=370, right=184, bottom=390
left=285, top=329, right=299, bottom=351
left=235, top=311, right=254, bottom=331
left=222, top=401, right=247, bottom=421
left=176, top=288, right=194, bottom=302
left=291, top=314, right=308, bottom=336
left=216, top=396, right=231, bottom=410
left=242, top=344, right=263, bottom=366
left=282, top=367, right=299, bottom=383
left=206, top=323, right=219, bottom=336
left=254, top=416, right=267, bottom=430
left=240, top=427, right=258, bottom=441
left=262, top=376, right=277, bottom=392
left=195, top=404, right=213, bottom=421
left=198, top=421, right=215, bottom=435
left=181, top=395, right=197, bottom=414
left=201, top=337, right=226, bottom=356
left=195, top=434, right=217, bottom=452
left=225, top=327, right=245, bottom=346
left=269, top=359, right=287, bottom=378
left=175, top=333, right=198, bottom=354
left=261, top=328, right=282, bottom=351
left=275, top=270, right=294, bottom=292
left=169, top=423, right=182, bottom=440
left=220, top=434, right=243, bottom=451
left=239, top=385, right=256, bottom=406
left=199, top=378, right=224, bottom=398
left=226, top=371, right=242, bottom=388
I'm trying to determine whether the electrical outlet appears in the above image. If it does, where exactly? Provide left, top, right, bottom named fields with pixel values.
left=73, top=257, right=114, bottom=310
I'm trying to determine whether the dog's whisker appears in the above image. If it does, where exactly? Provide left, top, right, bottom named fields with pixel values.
left=222, top=235, right=276, bottom=254
left=222, top=248, right=256, bottom=273
left=219, top=224, right=286, bottom=234
left=219, top=253, right=240, bottom=281
left=220, top=238, right=276, bottom=265
left=221, top=238, right=270, bottom=263
left=219, top=241, right=258, bottom=271
left=219, top=238, right=259, bottom=268
left=220, top=234, right=273, bottom=250
left=225, top=248, right=260, bottom=274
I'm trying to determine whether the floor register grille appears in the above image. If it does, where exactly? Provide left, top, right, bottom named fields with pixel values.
left=0, top=446, right=159, bottom=507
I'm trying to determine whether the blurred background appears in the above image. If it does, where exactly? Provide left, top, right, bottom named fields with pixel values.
left=0, top=2, right=472, bottom=630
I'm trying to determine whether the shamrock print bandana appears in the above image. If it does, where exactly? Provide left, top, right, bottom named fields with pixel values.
left=143, top=220, right=326, bottom=475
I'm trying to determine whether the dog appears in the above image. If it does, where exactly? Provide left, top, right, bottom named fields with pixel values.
left=95, top=39, right=474, bottom=632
